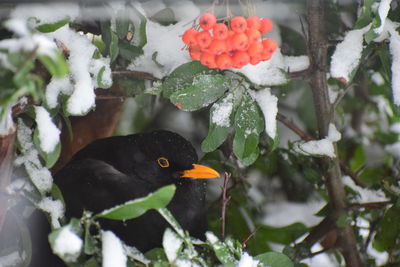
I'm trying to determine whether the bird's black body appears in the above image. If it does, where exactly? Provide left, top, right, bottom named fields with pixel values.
left=54, top=130, right=207, bottom=252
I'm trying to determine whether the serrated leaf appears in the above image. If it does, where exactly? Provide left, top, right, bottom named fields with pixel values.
left=255, top=251, right=293, bottom=267
left=36, top=18, right=70, bottom=33
left=233, top=93, right=264, bottom=166
left=161, top=61, right=211, bottom=98
left=96, top=185, right=176, bottom=220
left=170, top=74, right=231, bottom=111
left=201, top=93, right=235, bottom=152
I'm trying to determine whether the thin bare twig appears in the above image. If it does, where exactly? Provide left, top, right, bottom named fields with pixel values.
left=241, top=226, right=261, bottom=249
left=220, top=172, right=232, bottom=241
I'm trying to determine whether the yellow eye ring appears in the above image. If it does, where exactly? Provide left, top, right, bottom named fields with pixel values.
left=157, top=157, right=170, bottom=168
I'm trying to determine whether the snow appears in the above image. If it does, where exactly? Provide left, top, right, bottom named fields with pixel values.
left=53, top=226, right=82, bottom=261
left=283, top=55, right=310, bottom=72
left=211, top=93, right=233, bottom=127
left=388, top=23, right=400, bottom=105
left=371, top=72, right=385, bottom=85
left=15, top=119, right=53, bottom=194
left=48, top=25, right=96, bottom=115
left=389, top=122, right=400, bottom=133
left=385, top=142, right=400, bottom=158
left=237, top=252, right=259, bottom=267
left=328, top=84, right=340, bottom=104
left=0, top=251, right=23, bottom=267
left=102, top=231, right=127, bottom=267
left=235, top=50, right=287, bottom=86
left=10, top=3, right=79, bottom=26
left=163, top=228, right=183, bottom=263
left=294, top=124, right=341, bottom=158
left=330, top=27, right=369, bottom=83
left=90, top=58, right=113, bottom=88
left=250, top=88, right=278, bottom=139
left=374, top=0, right=392, bottom=34
left=37, top=197, right=64, bottom=228
left=205, top=231, right=219, bottom=244
left=34, top=106, right=60, bottom=153
left=46, top=76, right=73, bottom=109
left=342, top=176, right=389, bottom=202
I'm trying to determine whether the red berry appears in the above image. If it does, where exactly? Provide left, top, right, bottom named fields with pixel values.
left=213, top=23, right=229, bottom=40
left=200, top=52, right=216, bottom=67
left=216, top=53, right=232, bottom=69
left=182, top=28, right=198, bottom=46
left=246, top=28, right=261, bottom=43
left=247, top=16, right=261, bottom=30
left=196, top=31, right=213, bottom=49
left=250, top=56, right=261, bottom=65
left=189, top=46, right=201, bottom=60
left=231, top=32, right=249, bottom=51
left=261, top=50, right=272, bottom=61
left=262, top=39, right=278, bottom=53
left=199, top=13, right=216, bottom=31
left=247, top=42, right=263, bottom=57
left=209, top=39, right=227, bottom=55
left=260, top=18, right=273, bottom=34
left=230, top=16, right=247, bottom=33
left=232, top=51, right=250, bottom=67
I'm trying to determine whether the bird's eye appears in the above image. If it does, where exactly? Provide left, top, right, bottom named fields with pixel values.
left=157, top=157, right=170, bottom=168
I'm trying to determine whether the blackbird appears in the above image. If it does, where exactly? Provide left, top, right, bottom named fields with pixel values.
left=54, top=130, right=220, bottom=253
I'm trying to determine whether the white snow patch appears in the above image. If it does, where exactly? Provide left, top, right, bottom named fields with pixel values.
left=374, top=0, right=392, bottom=34
left=0, top=107, right=15, bottom=136
left=283, top=55, right=310, bottom=72
left=237, top=252, right=259, bottom=267
left=211, top=93, right=233, bottom=127
left=34, top=106, right=60, bottom=153
left=385, top=142, right=400, bottom=158
left=102, top=231, right=127, bottom=267
left=49, top=25, right=96, bottom=115
left=342, top=176, right=389, bottom=202
left=37, top=197, right=64, bottom=228
left=371, top=72, right=385, bottom=85
left=53, top=226, right=82, bottom=261
left=295, top=124, right=341, bottom=158
left=389, top=122, right=400, bottom=133
left=388, top=23, right=400, bottom=105
left=46, top=76, right=73, bottom=109
left=205, top=231, right=219, bottom=244
left=328, top=84, right=340, bottom=104
left=0, top=251, right=23, bottom=267
left=90, top=57, right=113, bottom=88
left=235, top=50, right=287, bottom=86
left=250, top=88, right=278, bottom=139
left=163, top=228, right=182, bottom=263
left=330, top=26, right=369, bottom=83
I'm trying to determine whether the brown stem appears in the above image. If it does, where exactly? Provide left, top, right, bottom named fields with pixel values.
left=112, top=70, right=159, bottom=81
left=306, top=1, right=363, bottom=266
left=220, top=172, right=231, bottom=241
left=0, top=129, right=16, bottom=232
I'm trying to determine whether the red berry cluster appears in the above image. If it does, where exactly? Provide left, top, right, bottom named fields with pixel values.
left=182, top=13, right=277, bottom=69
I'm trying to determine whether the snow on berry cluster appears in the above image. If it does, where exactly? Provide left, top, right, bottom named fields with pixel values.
left=182, top=13, right=277, bottom=69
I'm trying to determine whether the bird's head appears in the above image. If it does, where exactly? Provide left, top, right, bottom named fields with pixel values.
left=130, top=130, right=220, bottom=185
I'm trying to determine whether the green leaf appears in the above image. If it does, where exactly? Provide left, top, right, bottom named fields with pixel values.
left=161, top=61, right=211, bottom=98
left=96, top=184, right=176, bottom=220
left=116, top=13, right=130, bottom=39
left=170, top=74, right=231, bottom=111
left=150, top=8, right=176, bottom=25
left=109, top=31, right=119, bottom=62
left=201, top=93, right=234, bottom=152
left=350, top=145, right=365, bottom=172
left=233, top=93, right=264, bottom=166
left=257, top=223, right=308, bottom=245
left=36, top=18, right=70, bottom=33
left=131, top=7, right=147, bottom=47
left=38, top=50, right=69, bottom=78
left=373, top=204, right=400, bottom=251
left=205, top=232, right=236, bottom=267
left=96, top=66, right=111, bottom=89
left=354, top=0, right=374, bottom=29
left=118, top=42, right=143, bottom=61
left=255, top=252, right=294, bottom=267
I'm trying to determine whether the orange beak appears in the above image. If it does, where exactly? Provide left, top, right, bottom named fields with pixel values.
left=181, top=164, right=220, bottom=179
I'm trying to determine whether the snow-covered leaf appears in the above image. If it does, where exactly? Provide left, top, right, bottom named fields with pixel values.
left=255, top=251, right=293, bottom=267
left=170, top=74, right=231, bottom=111
left=201, top=92, right=235, bottom=152
left=102, top=231, right=127, bottom=267
left=205, top=232, right=236, bottom=266
left=96, top=184, right=176, bottom=220
left=233, top=93, right=264, bottom=166
left=161, top=61, right=211, bottom=98
left=162, top=228, right=183, bottom=263
left=36, top=18, right=70, bottom=33
left=49, top=223, right=83, bottom=263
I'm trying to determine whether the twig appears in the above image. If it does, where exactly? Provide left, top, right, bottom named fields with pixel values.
left=220, top=172, right=232, bottom=241
left=349, top=200, right=393, bottom=210
left=276, top=113, right=313, bottom=141
left=112, top=70, right=159, bottom=81
left=241, top=226, right=260, bottom=249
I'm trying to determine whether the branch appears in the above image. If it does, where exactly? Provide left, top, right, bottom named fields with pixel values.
left=306, top=1, right=363, bottom=266
left=220, top=172, right=231, bottom=241
left=112, top=70, right=159, bottom=81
